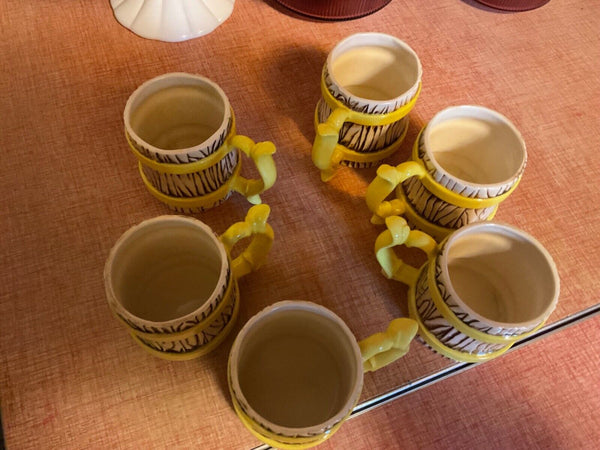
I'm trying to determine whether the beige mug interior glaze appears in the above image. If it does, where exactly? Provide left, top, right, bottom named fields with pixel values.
left=124, top=74, right=229, bottom=154
left=328, top=33, right=422, bottom=107
left=230, top=301, right=363, bottom=434
left=106, top=217, right=227, bottom=324
left=441, top=223, right=559, bottom=328
left=424, top=106, right=526, bottom=187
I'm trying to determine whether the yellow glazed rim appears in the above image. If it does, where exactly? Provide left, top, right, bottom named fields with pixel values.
left=129, top=282, right=240, bottom=361
left=113, top=273, right=236, bottom=342
left=320, top=78, right=421, bottom=127
left=425, top=259, right=545, bottom=344
left=407, top=265, right=513, bottom=363
left=137, top=155, right=240, bottom=209
left=312, top=107, right=409, bottom=164
left=228, top=367, right=350, bottom=449
left=408, top=127, right=521, bottom=209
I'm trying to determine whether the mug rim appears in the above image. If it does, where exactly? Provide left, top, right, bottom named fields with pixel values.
left=439, top=221, right=560, bottom=330
left=123, top=72, right=232, bottom=157
left=228, top=300, right=364, bottom=438
left=326, top=32, right=422, bottom=110
left=422, top=105, right=527, bottom=190
left=104, top=215, right=230, bottom=330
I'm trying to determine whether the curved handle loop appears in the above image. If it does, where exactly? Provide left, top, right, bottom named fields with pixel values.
left=312, top=107, right=353, bottom=182
left=229, top=135, right=277, bottom=205
left=375, top=216, right=437, bottom=286
left=366, top=161, right=428, bottom=224
left=220, top=204, right=274, bottom=279
left=359, top=318, right=418, bottom=373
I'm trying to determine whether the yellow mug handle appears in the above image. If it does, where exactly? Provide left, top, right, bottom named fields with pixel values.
left=366, top=162, right=428, bottom=225
left=359, top=318, right=418, bottom=373
left=220, top=204, right=275, bottom=279
left=229, top=136, right=277, bottom=205
left=312, top=107, right=353, bottom=182
left=375, top=215, right=437, bottom=286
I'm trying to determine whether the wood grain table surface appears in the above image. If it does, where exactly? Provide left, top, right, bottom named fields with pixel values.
left=1, top=0, right=598, bottom=448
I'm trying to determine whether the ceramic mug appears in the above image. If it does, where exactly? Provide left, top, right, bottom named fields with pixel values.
left=367, top=105, right=527, bottom=240
left=312, top=32, right=422, bottom=181
left=124, top=73, right=277, bottom=213
left=375, top=216, right=559, bottom=362
left=228, top=301, right=417, bottom=449
left=104, top=204, right=274, bottom=361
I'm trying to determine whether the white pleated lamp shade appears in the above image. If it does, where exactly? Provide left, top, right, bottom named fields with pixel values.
left=111, top=0, right=235, bottom=42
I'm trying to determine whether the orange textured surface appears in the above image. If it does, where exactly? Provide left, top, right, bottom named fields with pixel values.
left=1, top=0, right=599, bottom=448
left=323, top=315, right=600, bottom=449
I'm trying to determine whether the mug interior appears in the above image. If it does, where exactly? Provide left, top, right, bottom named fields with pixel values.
left=442, top=223, right=559, bottom=327
left=424, top=106, right=526, bottom=186
left=329, top=33, right=421, bottom=102
left=232, top=302, right=362, bottom=432
left=107, top=217, right=226, bottom=323
left=125, top=74, right=227, bottom=151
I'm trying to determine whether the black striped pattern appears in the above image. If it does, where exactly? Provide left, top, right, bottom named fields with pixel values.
left=117, top=266, right=232, bottom=335
left=414, top=261, right=506, bottom=355
left=129, top=116, right=238, bottom=211
left=323, top=66, right=417, bottom=114
left=169, top=192, right=232, bottom=215
left=316, top=65, right=416, bottom=168
left=416, top=126, right=521, bottom=199
left=401, top=130, right=498, bottom=229
left=231, top=375, right=344, bottom=440
left=138, top=280, right=238, bottom=354
left=317, top=100, right=408, bottom=168
left=132, top=116, right=233, bottom=164
left=402, top=177, right=495, bottom=229
left=140, top=150, right=237, bottom=196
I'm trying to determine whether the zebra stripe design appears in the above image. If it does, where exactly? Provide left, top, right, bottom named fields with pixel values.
left=132, top=115, right=233, bottom=164
left=117, top=265, right=232, bottom=335
left=317, top=99, right=408, bottom=168
left=316, top=66, right=416, bottom=168
left=401, top=131, right=498, bottom=229
left=415, top=125, right=523, bottom=199
left=402, top=177, right=495, bottom=229
left=138, top=280, right=239, bottom=354
left=414, top=261, right=506, bottom=355
left=323, top=65, right=418, bottom=114
left=129, top=116, right=239, bottom=211
left=140, top=149, right=238, bottom=196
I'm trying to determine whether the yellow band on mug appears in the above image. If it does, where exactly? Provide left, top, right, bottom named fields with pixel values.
left=113, top=273, right=236, bottom=342
left=409, top=128, right=521, bottom=209
left=130, top=287, right=240, bottom=362
left=137, top=138, right=276, bottom=210
left=320, top=80, right=421, bottom=127
left=312, top=107, right=409, bottom=164
left=313, top=81, right=420, bottom=181
left=127, top=111, right=238, bottom=175
left=137, top=155, right=242, bottom=210
left=228, top=377, right=350, bottom=449
left=371, top=184, right=499, bottom=241
left=407, top=265, right=513, bottom=363
left=426, top=261, right=545, bottom=345
left=129, top=107, right=276, bottom=209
